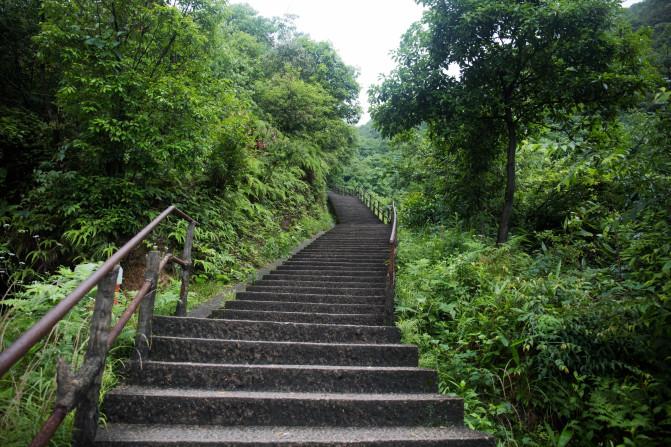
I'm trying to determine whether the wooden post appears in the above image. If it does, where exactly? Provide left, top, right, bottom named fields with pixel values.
left=175, top=221, right=196, bottom=317
left=72, top=265, right=119, bottom=446
left=135, top=251, right=160, bottom=363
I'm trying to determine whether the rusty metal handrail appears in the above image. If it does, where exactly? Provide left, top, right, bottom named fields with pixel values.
left=1, top=206, right=197, bottom=446
left=386, top=202, right=398, bottom=325
left=0, top=205, right=196, bottom=378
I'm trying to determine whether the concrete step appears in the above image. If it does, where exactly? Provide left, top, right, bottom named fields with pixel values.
left=253, top=279, right=385, bottom=289
left=290, top=254, right=388, bottom=260
left=245, top=285, right=385, bottom=297
left=269, top=268, right=387, bottom=279
left=125, top=361, right=437, bottom=393
left=299, top=248, right=389, bottom=253
left=265, top=273, right=385, bottom=282
left=225, top=299, right=385, bottom=315
left=103, top=388, right=464, bottom=427
left=281, top=263, right=387, bottom=270
left=152, top=316, right=399, bottom=344
left=236, top=291, right=384, bottom=305
left=314, top=242, right=389, bottom=245
left=275, top=264, right=386, bottom=272
left=305, top=243, right=389, bottom=249
left=294, top=254, right=388, bottom=260
left=150, top=336, right=418, bottom=366
left=283, top=259, right=386, bottom=266
left=96, top=424, right=495, bottom=446
left=211, top=309, right=384, bottom=325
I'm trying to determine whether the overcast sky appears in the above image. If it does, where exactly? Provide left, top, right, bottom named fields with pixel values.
left=231, top=0, right=644, bottom=124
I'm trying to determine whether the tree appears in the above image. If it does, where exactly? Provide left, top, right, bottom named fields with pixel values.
left=270, top=36, right=361, bottom=124
left=370, top=0, right=648, bottom=242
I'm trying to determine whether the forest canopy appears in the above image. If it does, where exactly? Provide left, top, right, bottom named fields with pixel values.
left=0, top=0, right=360, bottom=293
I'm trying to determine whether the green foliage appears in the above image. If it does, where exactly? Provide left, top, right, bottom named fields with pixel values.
left=627, top=0, right=671, bottom=80
left=0, top=0, right=359, bottom=295
left=0, top=263, right=126, bottom=446
left=370, top=0, right=652, bottom=242
left=396, top=227, right=671, bottom=446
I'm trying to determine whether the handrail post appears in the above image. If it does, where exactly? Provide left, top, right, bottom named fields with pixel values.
left=175, top=221, right=196, bottom=317
left=135, top=251, right=161, bottom=363
left=71, top=265, right=119, bottom=446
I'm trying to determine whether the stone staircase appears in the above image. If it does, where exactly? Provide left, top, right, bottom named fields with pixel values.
left=94, top=192, right=494, bottom=446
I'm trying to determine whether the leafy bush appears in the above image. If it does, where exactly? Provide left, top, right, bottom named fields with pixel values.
left=396, top=227, right=671, bottom=446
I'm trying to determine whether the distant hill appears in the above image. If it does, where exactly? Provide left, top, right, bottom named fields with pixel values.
left=626, top=0, right=671, bottom=80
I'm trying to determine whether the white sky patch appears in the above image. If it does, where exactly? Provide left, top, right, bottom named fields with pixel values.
left=231, top=0, right=643, bottom=124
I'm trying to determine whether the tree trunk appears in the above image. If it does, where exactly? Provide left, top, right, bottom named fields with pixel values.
left=497, top=108, right=517, bottom=244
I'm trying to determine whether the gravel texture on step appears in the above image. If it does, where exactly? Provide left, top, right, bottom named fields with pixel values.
left=274, top=266, right=387, bottom=273
left=252, top=279, right=386, bottom=288
left=103, top=387, right=464, bottom=426
left=266, top=269, right=387, bottom=279
left=210, top=309, right=384, bottom=325
left=236, top=291, right=386, bottom=305
left=224, top=299, right=385, bottom=314
left=150, top=336, right=419, bottom=366
left=245, top=285, right=385, bottom=297
left=96, top=424, right=495, bottom=446
left=280, top=261, right=387, bottom=268
left=152, top=316, right=400, bottom=344
left=124, top=361, right=438, bottom=393
left=265, top=274, right=386, bottom=282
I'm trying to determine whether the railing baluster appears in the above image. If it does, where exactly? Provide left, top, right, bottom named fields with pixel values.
left=175, top=221, right=196, bottom=317
left=135, top=251, right=161, bottom=363
left=71, top=265, right=119, bottom=446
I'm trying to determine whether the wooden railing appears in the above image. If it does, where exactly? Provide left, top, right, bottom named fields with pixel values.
left=332, top=185, right=398, bottom=325
left=0, top=206, right=197, bottom=447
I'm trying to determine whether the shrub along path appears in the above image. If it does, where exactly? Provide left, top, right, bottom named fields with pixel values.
left=94, top=192, right=493, bottom=446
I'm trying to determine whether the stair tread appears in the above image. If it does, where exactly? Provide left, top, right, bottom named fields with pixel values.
left=212, top=309, right=385, bottom=323
left=109, top=386, right=456, bottom=402
left=96, top=424, right=493, bottom=443
left=227, top=299, right=383, bottom=308
left=153, top=335, right=410, bottom=348
left=136, top=360, right=434, bottom=372
left=158, top=315, right=392, bottom=330
left=213, top=309, right=384, bottom=319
